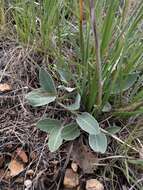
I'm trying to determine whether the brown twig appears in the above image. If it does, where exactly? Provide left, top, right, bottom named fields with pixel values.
left=56, top=143, right=73, bottom=190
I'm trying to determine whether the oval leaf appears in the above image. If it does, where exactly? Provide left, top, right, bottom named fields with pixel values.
left=89, top=133, right=107, bottom=153
left=37, top=118, right=62, bottom=133
left=25, top=88, right=56, bottom=107
left=76, top=112, right=100, bottom=135
left=112, top=73, right=138, bottom=94
left=58, top=93, right=81, bottom=111
left=106, top=124, right=121, bottom=134
left=61, top=124, right=80, bottom=141
left=48, top=127, right=63, bottom=152
left=102, top=102, right=112, bottom=112
left=57, top=68, right=72, bottom=84
left=39, top=68, right=57, bottom=94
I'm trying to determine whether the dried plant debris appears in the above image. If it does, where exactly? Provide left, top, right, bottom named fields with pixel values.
left=0, top=155, right=4, bottom=168
left=8, top=159, right=24, bottom=177
left=70, top=140, right=98, bottom=174
left=15, top=148, right=28, bottom=163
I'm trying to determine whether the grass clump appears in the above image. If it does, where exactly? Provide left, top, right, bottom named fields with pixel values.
left=10, top=0, right=63, bottom=53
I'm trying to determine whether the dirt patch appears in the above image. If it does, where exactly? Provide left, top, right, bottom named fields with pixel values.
left=0, top=39, right=67, bottom=190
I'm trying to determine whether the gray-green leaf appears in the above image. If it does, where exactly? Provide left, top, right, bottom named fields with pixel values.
left=106, top=124, right=121, bottom=134
left=37, top=118, right=62, bottom=133
left=89, top=133, right=107, bottom=153
left=48, top=127, right=63, bottom=152
left=102, top=102, right=112, bottom=112
left=58, top=93, right=81, bottom=111
left=76, top=112, right=100, bottom=135
left=39, top=68, right=57, bottom=94
left=61, top=123, right=80, bottom=141
left=57, top=68, right=72, bottom=84
left=112, top=73, right=138, bottom=94
left=25, top=88, right=56, bottom=107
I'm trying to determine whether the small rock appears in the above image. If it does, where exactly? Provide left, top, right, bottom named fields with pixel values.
left=0, top=83, right=12, bottom=92
left=64, top=169, right=79, bottom=189
left=24, top=179, right=32, bottom=189
left=71, top=162, right=78, bottom=172
left=26, top=169, right=34, bottom=177
left=86, top=179, right=104, bottom=190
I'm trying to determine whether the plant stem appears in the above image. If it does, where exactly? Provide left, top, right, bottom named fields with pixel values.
left=79, top=0, right=87, bottom=96
left=79, top=0, right=84, bottom=64
left=101, top=128, right=138, bottom=152
left=89, top=0, right=102, bottom=107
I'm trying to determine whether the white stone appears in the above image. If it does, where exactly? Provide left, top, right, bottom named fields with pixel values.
left=24, top=179, right=32, bottom=189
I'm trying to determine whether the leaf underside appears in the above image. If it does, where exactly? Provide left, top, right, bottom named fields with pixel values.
left=58, top=93, right=81, bottom=111
left=25, top=88, right=56, bottom=107
left=39, top=68, right=57, bottom=94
